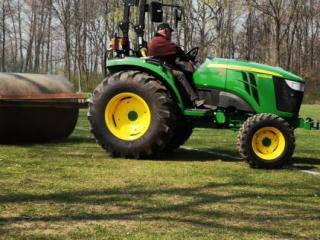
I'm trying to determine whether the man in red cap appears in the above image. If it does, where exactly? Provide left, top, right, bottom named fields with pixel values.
left=148, top=23, right=205, bottom=108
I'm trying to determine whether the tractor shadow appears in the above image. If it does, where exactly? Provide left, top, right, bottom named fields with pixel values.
left=292, top=157, right=320, bottom=166
left=288, top=157, right=320, bottom=171
left=155, top=148, right=320, bottom=170
left=154, top=147, right=242, bottom=162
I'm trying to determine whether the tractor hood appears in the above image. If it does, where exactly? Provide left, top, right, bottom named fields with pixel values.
left=206, top=58, right=304, bottom=82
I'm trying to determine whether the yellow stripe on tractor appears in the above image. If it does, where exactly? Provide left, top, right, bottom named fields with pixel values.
left=208, top=64, right=283, bottom=77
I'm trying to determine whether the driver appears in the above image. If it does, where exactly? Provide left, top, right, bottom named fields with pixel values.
left=148, top=23, right=205, bottom=108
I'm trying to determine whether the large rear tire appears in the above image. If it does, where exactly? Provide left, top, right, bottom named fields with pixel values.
left=237, top=114, right=295, bottom=169
left=88, top=71, right=176, bottom=158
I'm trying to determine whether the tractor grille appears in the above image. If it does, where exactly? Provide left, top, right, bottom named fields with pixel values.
left=241, top=72, right=260, bottom=105
left=273, top=77, right=304, bottom=114
left=249, top=73, right=260, bottom=105
left=242, top=72, right=251, bottom=94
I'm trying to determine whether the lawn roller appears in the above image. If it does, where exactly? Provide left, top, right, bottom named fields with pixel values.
left=0, top=73, right=87, bottom=143
left=87, top=0, right=319, bottom=169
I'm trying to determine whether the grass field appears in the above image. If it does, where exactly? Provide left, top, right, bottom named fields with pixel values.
left=0, top=105, right=319, bottom=240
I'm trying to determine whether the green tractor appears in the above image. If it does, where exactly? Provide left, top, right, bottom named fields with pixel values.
left=88, top=0, right=319, bottom=169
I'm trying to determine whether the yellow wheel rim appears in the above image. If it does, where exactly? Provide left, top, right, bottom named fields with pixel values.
left=251, top=127, right=286, bottom=160
left=105, top=92, right=151, bottom=141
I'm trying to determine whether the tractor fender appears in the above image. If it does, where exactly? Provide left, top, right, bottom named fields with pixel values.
left=107, top=58, right=185, bottom=110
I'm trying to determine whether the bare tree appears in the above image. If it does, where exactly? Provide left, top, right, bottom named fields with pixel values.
left=1, top=0, right=7, bottom=72
left=0, top=0, right=319, bottom=98
left=248, top=0, right=299, bottom=66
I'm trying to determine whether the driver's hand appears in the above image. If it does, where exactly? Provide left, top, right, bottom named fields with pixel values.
left=194, top=60, right=201, bottom=69
left=175, top=59, right=194, bottom=72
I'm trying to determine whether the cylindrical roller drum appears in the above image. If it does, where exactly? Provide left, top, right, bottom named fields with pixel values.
left=0, top=73, right=85, bottom=143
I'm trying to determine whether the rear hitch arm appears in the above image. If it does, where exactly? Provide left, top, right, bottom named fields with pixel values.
left=296, top=118, right=320, bottom=130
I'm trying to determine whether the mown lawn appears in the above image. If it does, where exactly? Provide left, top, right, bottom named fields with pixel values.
left=0, top=105, right=319, bottom=240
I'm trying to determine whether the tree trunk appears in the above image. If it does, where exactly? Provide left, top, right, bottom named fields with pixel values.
left=1, top=1, right=6, bottom=72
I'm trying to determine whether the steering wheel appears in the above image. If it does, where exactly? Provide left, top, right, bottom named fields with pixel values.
left=184, top=47, right=199, bottom=62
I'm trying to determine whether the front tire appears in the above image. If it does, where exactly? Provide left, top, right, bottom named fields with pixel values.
left=237, top=114, right=295, bottom=169
left=88, top=71, right=176, bottom=158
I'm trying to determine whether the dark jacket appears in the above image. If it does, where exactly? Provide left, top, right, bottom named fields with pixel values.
left=148, top=33, right=184, bottom=66
left=148, top=33, right=177, bottom=57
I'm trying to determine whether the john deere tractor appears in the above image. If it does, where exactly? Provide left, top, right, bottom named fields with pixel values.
left=88, top=0, right=319, bottom=169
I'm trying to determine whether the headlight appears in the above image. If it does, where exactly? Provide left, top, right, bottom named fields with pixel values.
left=285, top=79, right=305, bottom=92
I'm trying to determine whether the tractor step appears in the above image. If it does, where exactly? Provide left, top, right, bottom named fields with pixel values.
left=184, top=108, right=215, bottom=117
left=203, top=104, right=217, bottom=110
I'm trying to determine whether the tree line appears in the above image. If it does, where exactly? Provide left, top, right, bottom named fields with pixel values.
left=0, top=0, right=319, bottom=100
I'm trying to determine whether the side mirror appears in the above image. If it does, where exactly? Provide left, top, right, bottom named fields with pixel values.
left=174, top=8, right=182, bottom=28
left=150, top=2, right=163, bottom=23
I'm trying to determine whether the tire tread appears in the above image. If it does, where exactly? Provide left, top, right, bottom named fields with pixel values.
left=88, top=70, right=176, bottom=159
left=237, top=113, right=295, bottom=169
